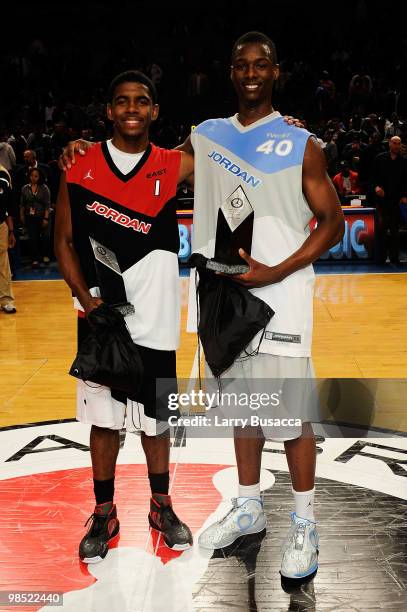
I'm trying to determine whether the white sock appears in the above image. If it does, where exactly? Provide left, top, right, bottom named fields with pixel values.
left=292, top=487, right=315, bottom=521
left=237, top=483, right=261, bottom=506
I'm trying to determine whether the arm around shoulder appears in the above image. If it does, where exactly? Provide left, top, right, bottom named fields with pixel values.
left=176, top=135, right=195, bottom=185
left=178, top=150, right=195, bottom=185
left=59, top=139, right=96, bottom=171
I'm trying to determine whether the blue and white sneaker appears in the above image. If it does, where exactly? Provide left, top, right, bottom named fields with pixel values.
left=198, top=498, right=266, bottom=550
left=280, top=513, right=319, bottom=579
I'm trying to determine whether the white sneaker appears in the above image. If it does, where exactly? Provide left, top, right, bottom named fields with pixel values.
left=198, top=498, right=266, bottom=550
left=1, top=303, right=16, bottom=314
left=280, top=512, right=319, bottom=579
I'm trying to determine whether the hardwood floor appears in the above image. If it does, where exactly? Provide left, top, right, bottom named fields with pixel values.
left=1, top=274, right=406, bottom=431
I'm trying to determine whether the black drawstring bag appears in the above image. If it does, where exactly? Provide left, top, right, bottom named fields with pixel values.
left=69, top=303, right=144, bottom=394
left=190, top=253, right=274, bottom=377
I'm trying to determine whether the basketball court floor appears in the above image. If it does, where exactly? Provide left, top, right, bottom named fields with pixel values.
left=1, top=269, right=407, bottom=611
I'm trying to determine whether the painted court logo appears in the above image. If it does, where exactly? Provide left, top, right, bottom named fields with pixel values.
left=0, top=422, right=406, bottom=610
left=86, top=201, right=151, bottom=234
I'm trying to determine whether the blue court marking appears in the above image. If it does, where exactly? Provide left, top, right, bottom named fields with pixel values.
left=313, top=261, right=406, bottom=274
left=13, top=263, right=63, bottom=281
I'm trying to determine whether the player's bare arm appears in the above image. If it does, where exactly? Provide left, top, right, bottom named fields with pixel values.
left=54, top=173, right=102, bottom=314
left=178, top=148, right=195, bottom=186
left=59, top=134, right=193, bottom=173
left=176, top=134, right=194, bottom=156
left=174, top=134, right=194, bottom=187
left=59, top=118, right=303, bottom=173
left=231, top=137, right=344, bottom=288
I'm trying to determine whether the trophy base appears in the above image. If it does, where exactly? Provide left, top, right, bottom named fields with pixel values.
left=206, top=259, right=250, bottom=275
left=110, top=302, right=135, bottom=316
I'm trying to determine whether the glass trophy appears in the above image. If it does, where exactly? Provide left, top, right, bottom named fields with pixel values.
left=206, top=185, right=254, bottom=274
left=89, top=237, right=135, bottom=316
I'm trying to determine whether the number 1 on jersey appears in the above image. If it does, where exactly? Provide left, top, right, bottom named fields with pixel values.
left=154, top=179, right=160, bottom=196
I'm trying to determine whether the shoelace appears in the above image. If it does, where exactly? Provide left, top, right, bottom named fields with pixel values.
left=294, top=522, right=306, bottom=550
left=84, top=512, right=108, bottom=536
left=160, top=504, right=181, bottom=526
left=219, top=498, right=240, bottom=524
left=219, top=497, right=265, bottom=525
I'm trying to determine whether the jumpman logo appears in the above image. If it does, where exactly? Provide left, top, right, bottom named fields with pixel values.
left=83, top=169, right=94, bottom=180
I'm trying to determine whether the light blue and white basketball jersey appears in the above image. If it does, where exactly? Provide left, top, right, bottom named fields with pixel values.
left=188, top=111, right=315, bottom=357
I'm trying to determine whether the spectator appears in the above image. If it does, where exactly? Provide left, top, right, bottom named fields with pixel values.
left=86, top=93, right=105, bottom=123
left=187, top=65, right=210, bottom=122
left=147, top=61, right=163, bottom=87
left=333, top=160, right=361, bottom=199
left=7, top=125, right=28, bottom=165
left=26, top=122, right=51, bottom=162
left=361, top=113, right=381, bottom=139
left=274, top=59, right=292, bottom=109
left=0, top=164, right=17, bottom=313
left=93, top=119, right=108, bottom=141
left=342, top=136, right=367, bottom=172
left=344, top=114, right=369, bottom=144
left=326, top=118, right=347, bottom=157
left=44, top=93, right=56, bottom=124
left=348, top=70, right=373, bottom=114
left=20, top=168, right=51, bottom=268
left=385, top=112, right=403, bottom=138
left=315, top=71, right=336, bottom=118
left=0, top=132, right=17, bottom=173
left=376, top=115, right=387, bottom=140
left=400, top=123, right=407, bottom=159
left=80, top=127, right=95, bottom=142
left=14, top=149, right=49, bottom=194
left=373, top=136, right=407, bottom=264
left=322, top=129, right=338, bottom=176
left=50, top=121, right=70, bottom=159
left=358, top=132, right=386, bottom=195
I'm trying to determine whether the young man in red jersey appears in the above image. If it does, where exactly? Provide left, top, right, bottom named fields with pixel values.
left=55, top=71, right=195, bottom=563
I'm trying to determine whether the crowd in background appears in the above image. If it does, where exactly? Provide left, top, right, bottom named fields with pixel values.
left=1, top=0, right=407, bottom=271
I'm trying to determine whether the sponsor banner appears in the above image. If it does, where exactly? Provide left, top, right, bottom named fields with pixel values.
left=310, top=207, right=376, bottom=261
left=177, top=207, right=376, bottom=263
left=177, top=210, right=193, bottom=263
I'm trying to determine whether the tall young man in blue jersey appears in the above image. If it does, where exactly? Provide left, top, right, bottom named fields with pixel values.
left=180, top=32, right=344, bottom=580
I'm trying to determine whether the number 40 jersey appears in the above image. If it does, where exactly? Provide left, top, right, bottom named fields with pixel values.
left=189, top=111, right=316, bottom=358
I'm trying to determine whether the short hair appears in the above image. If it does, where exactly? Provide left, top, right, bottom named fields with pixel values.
left=231, top=31, right=278, bottom=65
left=28, top=167, right=45, bottom=183
left=107, top=70, right=157, bottom=104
